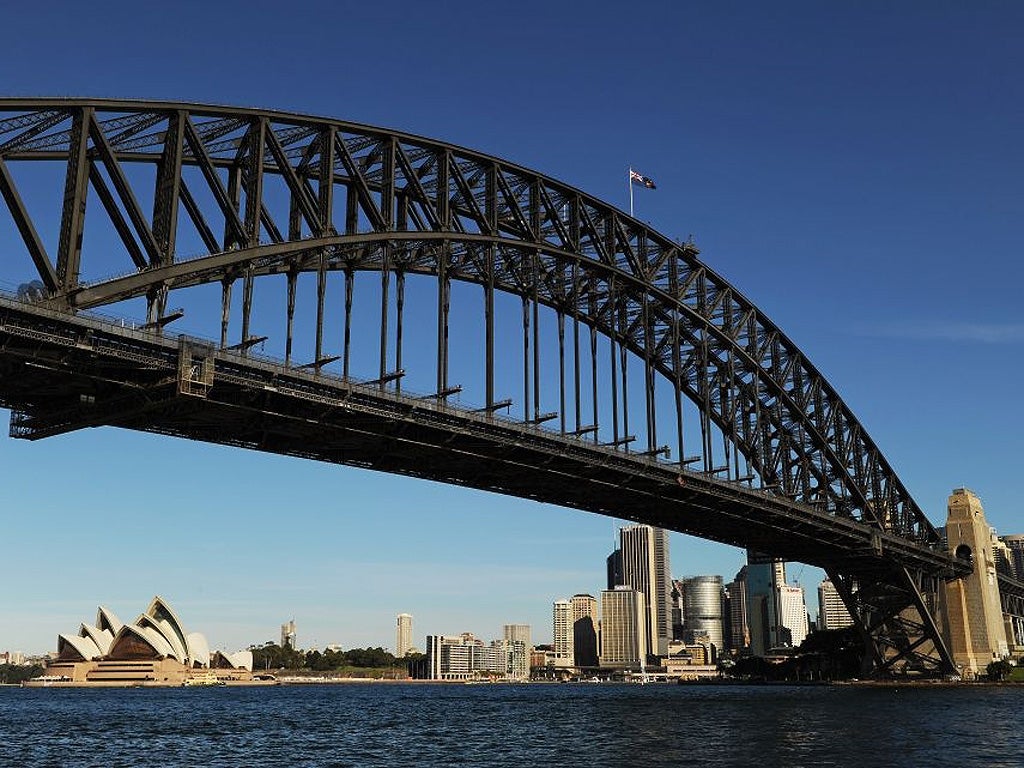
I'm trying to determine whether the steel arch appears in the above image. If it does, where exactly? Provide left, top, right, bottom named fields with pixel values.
left=0, top=98, right=939, bottom=546
left=0, top=99, right=971, bottom=675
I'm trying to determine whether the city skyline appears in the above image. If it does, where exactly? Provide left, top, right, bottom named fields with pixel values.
left=2, top=3, right=1023, bottom=655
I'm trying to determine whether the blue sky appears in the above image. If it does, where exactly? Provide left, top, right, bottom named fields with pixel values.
left=1, top=1, right=1022, bottom=655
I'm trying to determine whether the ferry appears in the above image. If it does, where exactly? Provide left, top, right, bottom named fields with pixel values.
left=182, top=671, right=226, bottom=687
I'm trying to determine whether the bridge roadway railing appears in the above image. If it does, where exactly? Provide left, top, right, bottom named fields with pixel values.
left=0, top=291, right=967, bottom=583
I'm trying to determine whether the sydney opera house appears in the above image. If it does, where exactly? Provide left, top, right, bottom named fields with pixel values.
left=33, top=596, right=255, bottom=686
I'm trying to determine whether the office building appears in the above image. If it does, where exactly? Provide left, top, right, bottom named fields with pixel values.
left=426, top=633, right=482, bottom=680
left=619, top=524, right=672, bottom=658
left=503, top=624, right=531, bottom=651
left=503, top=639, right=529, bottom=680
left=607, top=548, right=623, bottom=589
left=552, top=600, right=574, bottom=667
left=778, top=583, right=810, bottom=648
left=396, top=614, right=414, bottom=658
left=727, top=567, right=750, bottom=654
left=992, top=533, right=1015, bottom=579
left=570, top=594, right=599, bottom=668
left=281, top=619, right=296, bottom=649
left=671, top=579, right=685, bottom=640
left=1002, top=535, right=1024, bottom=579
left=426, top=633, right=527, bottom=680
left=683, top=575, right=724, bottom=652
left=817, top=579, right=854, bottom=631
left=600, top=587, right=647, bottom=670
left=745, top=553, right=785, bottom=655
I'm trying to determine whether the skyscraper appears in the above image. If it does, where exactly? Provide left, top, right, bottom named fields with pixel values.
left=570, top=594, right=599, bottom=668
left=745, top=552, right=785, bottom=655
left=599, top=587, right=647, bottom=670
left=552, top=599, right=574, bottom=667
left=503, top=624, right=531, bottom=652
left=727, top=566, right=750, bottom=654
left=280, top=619, right=296, bottom=649
left=619, top=524, right=672, bottom=658
left=778, top=583, right=810, bottom=648
left=396, top=613, right=414, bottom=657
left=607, top=548, right=623, bottom=589
left=1002, top=535, right=1024, bottom=579
left=992, top=533, right=1016, bottom=579
left=670, top=579, right=686, bottom=640
left=683, top=575, right=724, bottom=651
left=817, top=579, right=853, bottom=631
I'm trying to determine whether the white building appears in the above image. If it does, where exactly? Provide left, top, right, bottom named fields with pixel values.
left=503, top=624, right=531, bottom=651
left=599, top=587, right=647, bottom=670
left=426, top=634, right=526, bottom=680
left=778, top=583, right=810, bottom=648
left=426, top=635, right=478, bottom=680
left=38, top=597, right=252, bottom=686
left=396, top=614, right=414, bottom=657
left=552, top=600, right=574, bottom=667
left=817, top=579, right=854, bottom=631
left=682, top=575, right=724, bottom=652
left=280, top=619, right=296, bottom=649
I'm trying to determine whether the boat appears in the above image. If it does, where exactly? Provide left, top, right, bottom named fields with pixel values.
left=182, top=671, right=226, bottom=687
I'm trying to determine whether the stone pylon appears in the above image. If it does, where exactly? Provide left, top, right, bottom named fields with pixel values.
left=942, top=488, right=1009, bottom=678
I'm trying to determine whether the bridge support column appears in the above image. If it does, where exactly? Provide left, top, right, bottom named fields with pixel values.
left=940, top=488, right=1009, bottom=678
left=832, top=565, right=955, bottom=678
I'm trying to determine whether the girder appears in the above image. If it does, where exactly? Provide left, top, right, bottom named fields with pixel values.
left=0, top=99, right=969, bottom=675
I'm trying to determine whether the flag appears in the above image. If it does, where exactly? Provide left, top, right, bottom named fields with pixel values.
left=629, top=169, right=656, bottom=189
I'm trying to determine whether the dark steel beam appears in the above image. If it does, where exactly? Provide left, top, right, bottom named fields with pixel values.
left=0, top=155, right=58, bottom=291
left=151, top=111, right=184, bottom=265
left=55, top=108, right=90, bottom=291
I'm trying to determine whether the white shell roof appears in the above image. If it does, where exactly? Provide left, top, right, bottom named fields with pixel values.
left=78, top=623, right=114, bottom=656
left=58, top=597, right=229, bottom=669
left=58, top=633, right=102, bottom=661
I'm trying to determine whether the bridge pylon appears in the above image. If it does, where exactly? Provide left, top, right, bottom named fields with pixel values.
left=939, top=488, right=1010, bottom=679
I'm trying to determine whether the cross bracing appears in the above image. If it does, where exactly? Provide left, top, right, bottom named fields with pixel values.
left=0, top=99, right=974, bottom=675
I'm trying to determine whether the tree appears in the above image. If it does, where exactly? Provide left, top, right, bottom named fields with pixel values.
left=0, top=664, right=43, bottom=684
left=986, top=659, right=1013, bottom=682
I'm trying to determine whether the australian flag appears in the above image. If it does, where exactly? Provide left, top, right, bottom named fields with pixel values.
left=629, top=169, right=656, bottom=189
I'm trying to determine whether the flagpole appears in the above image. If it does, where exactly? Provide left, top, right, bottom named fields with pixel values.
left=628, top=167, right=634, bottom=217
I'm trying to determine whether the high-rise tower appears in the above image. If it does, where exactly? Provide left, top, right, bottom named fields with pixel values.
left=817, top=579, right=853, bottom=631
left=683, top=575, right=724, bottom=651
left=745, top=552, right=785, bottom=655
left=619, top=524, right=672, bottom=658
left=777, top=583, right=809, bottom=648
left=396, top=613, right=413, bottom=658
left=503, top=624, right=531, bottom=650
left=1002, top=535, right=1024, bottom=579
left=552, top=599, right=574, bottom=667
left=280, top=619, right=296, bottom=649
left=727, top=566, right=750, bottom=654
left=570, top=594, right=599, bottom=668
left=599, top=587, right=646, bottom=669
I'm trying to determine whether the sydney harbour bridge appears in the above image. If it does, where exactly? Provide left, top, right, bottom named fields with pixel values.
left=0, top=99, right=1019, bottom=676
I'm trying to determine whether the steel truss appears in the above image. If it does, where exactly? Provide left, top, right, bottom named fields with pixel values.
left=0, top=99, right=970, bottom=675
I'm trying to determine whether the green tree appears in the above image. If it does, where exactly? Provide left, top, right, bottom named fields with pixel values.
left=346, top=647, right=396, bottom=668
left=0, top=663, right=43, bottom=684
left=249, top=642, right=307, bottom=671
left=986, top=659, right=1013, bottom=681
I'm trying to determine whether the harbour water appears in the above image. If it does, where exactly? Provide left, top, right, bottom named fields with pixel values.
left=3, top=682, right=1023, bottom=766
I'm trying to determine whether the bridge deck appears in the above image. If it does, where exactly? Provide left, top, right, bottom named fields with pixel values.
left=0, top=295, right=965, bottom=583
